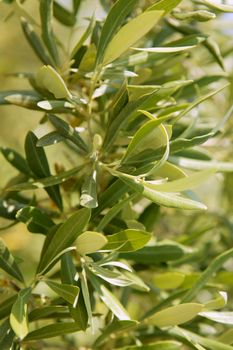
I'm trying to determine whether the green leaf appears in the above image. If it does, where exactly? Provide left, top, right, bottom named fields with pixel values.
left=170, top=157, right=233, bottom=172
left=25, top=322, right=80, bottom=340
left=61, top=252, right=76, bottom=285
left=80, top=171, right=98, bottom=208
left=90, top=273, right=131, bottom=320
left=36, top=65, right=71, bottom=99
left=94, top=320, right=138, bottom=347
left=147, top=169, right=215, bottom=192
left=182, top=247, right=233, bottom=303
left=96, top=194, right=137, bottom=231
left=116, top=34, right=206, bottom=67
left=45, top=280, right=80, bottom=307
left=123, top=119, right=170, bottom=162
left=173, top=9, right=216, bottom=22
left=7, top=165, right=82, bottom=191
left=147, top=0, right=182, bottom=14
left=0, top=319, right=15, bottom=350
left=0, top=239, right=24, bottom=282
left=0, top=295, right=17, bottom=321
left=153, top=272, right=185, bottom=290
left=0, top=147, right=31, bottom=175
left=96, top=0, right=138, bottom=65
left=103, top=229, right=151, bottom=252
left=40, top=0, right=60, bottom=66
left=4, top=93, right=41, bottom=110
left=71, top=15, right=95, bottom=57
left=37, top=208, right=91, bottom=274
left=25, top=131, right=63, bottom=211
left=20, top=17, right=54, bottom=66
left=119, top=175, right=207, bottom=210
left=89, top=264, right=133, bottom=287
left=37, top=100, right=75, bottom=113
left=102, top=10, right=164, bottom=65
left=148, top=303, right=204, bottom=327
left=10, top=287, right=31, bottom=340
left=119, top=243, right=185, bottom=264
left=16, top=206, right=54, bottom=235
left=202, top=0, right=233, bottom=13
left=48, top=114, right=88, bottom=152
left=218, top=329, right=233, bottom=345
left=80, top=268, right=93, bottom=330
left=171, top=327, right=233, bottom=350
left=28, top=306, right=70, bottom=321
left=37, top=131, right=65, bottom=147
left=76, top=231, right=107, bottom=255
left=53, top=1, right=76, bottom=26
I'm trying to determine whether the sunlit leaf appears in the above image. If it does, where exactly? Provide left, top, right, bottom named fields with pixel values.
left=10, top=287, right=31, bottom=340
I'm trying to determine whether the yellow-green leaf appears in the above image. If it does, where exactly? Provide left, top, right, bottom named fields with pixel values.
left=153, top=272, right=185, bottom=290
left=10, top=288, right=31, bottom=340
left=36, top=65, right=72, bottom=99
left=76, top=231, right=107, bottom=255
left=148, top=303, right=204, bottom=327
left=102, top=10, right=164, bottom=65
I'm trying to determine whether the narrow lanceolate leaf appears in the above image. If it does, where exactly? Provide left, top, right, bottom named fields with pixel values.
left=80, top=268, right=93, bottom=330
left=40, top=0, right=60, bottom=66
left=53, top=1, right=76, bottom=26
left=102, top=229, right=151, bottom=252
left=25, top=323, right=80, bottom=340
left=171, top=157, right=233, bottom=172
left=80, top=171, right=98, bottom=208
left=48, top=114, right=88, bottom=153
left=37, top=100, right=75, bottom=113
left=147, top=0, right=182, bottom=14
left=122, top=118, right=171, bottom=162
left=10, top=287, right=31, bottom=340
left=16, top=206, right=54, bottom=235
left=200, top=311, right=233, bottom=325
left=96, top=194, right=137, bottom=231
left=37, top=208, right=91, bottom=274
left=45, top=280, right=80, bottom=307
left=25, top=131, right=63, bottom=210
left=76, top=231, right=107, bottom=255
left=4, top=93, right=41, bottom=110
left=90, top=273, right=131, bottom=320
left=61, top=252, right=76, bottom=285
left=148, top=303, right=204, bottom=327
left=0, top=239, right=24, bottom=282
left=94, top=320, right=138, bottom=347
left=102, top=10, right=164, bottom=65
left=0, top=295, right=17, bottom=321
left=7, top=165, right=83, bottom=191
left=71, top=15, right=95, bottom=57
left=0, top=319, right=15, bottom=350
left=120, top=243, right=185, bottom=265
left=20, top=17, right=54, bottom=66
left=119, top=176, right=207, bottom=210
left=37, top=131, right=65, bottom=147
left=132, top=44, right=198, bottom=53
left=153, top=272, right=185, bottom=290
left=146, top=169, right=215, bottom=192
left=182, top=247, right=233, bottom=303
left=96, top=0, right=138, bottom=64
left=202, top=0, right=233, bottom=13
left=0, top=147, right=31, bottom=175
left=37, top=66, right=71, bottom=99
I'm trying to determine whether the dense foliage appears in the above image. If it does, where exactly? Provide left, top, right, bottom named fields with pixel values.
left=0, top=0, right=233, bottom=349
